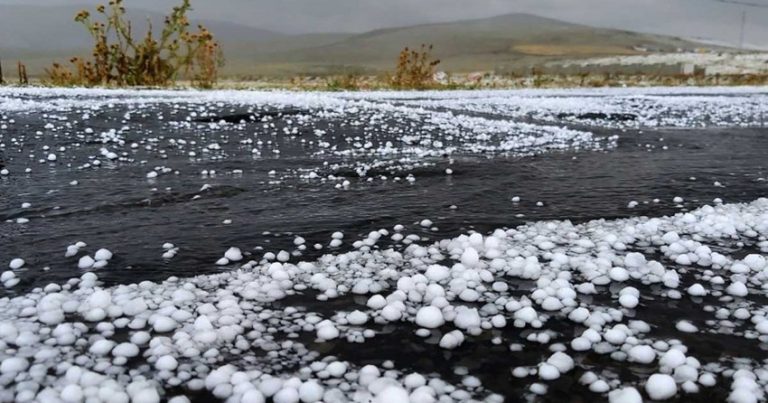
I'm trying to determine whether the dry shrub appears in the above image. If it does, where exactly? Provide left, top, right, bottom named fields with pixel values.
left=326, top=74, right=362, bottom=91
left=390, top=44, right=441, bottom=89
left=46, top=0, right=223, bottom=88
left=17, top=62, right=28, bottom=85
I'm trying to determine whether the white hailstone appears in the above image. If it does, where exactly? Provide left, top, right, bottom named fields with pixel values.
left=88, top=289, right=111, bottom=308
left=241, top=390, right=266, bottom=403
left=89, top=339, right=115, bottom=356
left=659, top=349, right=686, bottom=369
left=546, top=352, right=574, bottom=373
left=628, top=345, right=656, bottom=364
left=538, top=363, right=560, bottom=380
left=375, top=386, right=409, bottom=403
left=155, top=355, right=178, bottom=371
left=359, top=365, right=381, bottom=386
left=47, top=153, right=57, bottom=161
left=619, top=294, right=639, bottom=309
left=511, top=196, right=521, bottom=202
left=78, top=255, right=95, bottom=269
left=608, top=387, right=642, bottom=403
left=8, top=258, right=24, bottom=270
left=463, top=376, right=481, bottom=388
left=346, top=310, right=368, bottom=325
left=590, top=380, right=610, bottom=393
left=316, top=321, right=339, bottom=340
left=425, top=265, right=450, bottom=282
left=568, top=308, right=590, bottom=323
left=755, top=321, right=768, bottom=335
left=676, top=320, right=698, bottom=333
left=571, top=337, right=592, bottom=351
left=0, top=169, right=8, bottom=176
left=461, top=247, right=480, bottom=267
left=60, top=384, right=84, bottom=402
left=726, top=282, right=748, bottom=297
left=415, top=306, right=444, bottom=328
left=608, top=267, right=629, bottom=282
left=94, top=248, right=113, bottom=261
left=367, top=295, right=387, bottom=309
left=454, top=308, right=481, bottom=329
left=698, top=373, right=716, bottom=387
left=146, top=171, right=158, bottom=178
left=273, top=388, right=299, bottom=403
left=65, top=245, right=80, bottom=257
left=673, top=196, right=684, bottom=203
left=153, top=316, right=178, bottom=332
left=277, top=251, right=290, bottom=262
left=224, top=247, right=243, bottom=262
left=381, top=305, right=402, bottom=321
left=744, top=254, right=766, bottom=270
left=112, top=342, right=140, bottom=357
left=404, top=373, right=427, bottom=389
left=445, top=168, right=453, bottom=175
left=604, top=327, right=627, bottom=345
left=541, top=296, right=564, bottom=311
left=0, top=357, right=28, bottom=374
left=216, top=257, right=229, bottom=266
left=687, top=283, right=707, bottom=296
left=326, top=361, right=347, bottom=377
left=514, top=306, right=538, bottom=323
left=132, top=387, right=160, bottom=403
left=2, top=271, right=18, bottom=287
left=298, top=381, right=324, bottom=402
left=123, top=298, right=148, bottom=316
left=645, top=374, right=677, bottom=400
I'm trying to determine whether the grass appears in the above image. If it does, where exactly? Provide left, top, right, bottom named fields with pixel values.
left=6, top=71, right=768, bottom=91
left=512, top=44, right=640, bottom=57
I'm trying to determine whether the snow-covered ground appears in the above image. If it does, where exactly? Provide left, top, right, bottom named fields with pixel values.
left=556, top=53, right=768, bottom=76
left=1, top=86, right=768, bottom=402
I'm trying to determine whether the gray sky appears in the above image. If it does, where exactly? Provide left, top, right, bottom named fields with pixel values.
left=2, top=0, right=768, bottom=47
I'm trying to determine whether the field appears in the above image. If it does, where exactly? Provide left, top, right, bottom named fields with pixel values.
left=1, top=87, right=768, bottom=402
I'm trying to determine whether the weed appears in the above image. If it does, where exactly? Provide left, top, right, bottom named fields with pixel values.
left=390, top=44, right=441, bottom=89
left=325, top=74, right=362, bottom=91
left=46, top=0, right=223, bottom=87
left=17, top=62, right=28, bottom=85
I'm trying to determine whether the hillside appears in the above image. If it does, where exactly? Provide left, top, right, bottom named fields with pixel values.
left=0, top=8, right=720, bottom=78
left=235, top=13, right=707, bottom=76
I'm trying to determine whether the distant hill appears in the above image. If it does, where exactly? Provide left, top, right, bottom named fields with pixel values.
left=0, top=7, right=722, bottom=78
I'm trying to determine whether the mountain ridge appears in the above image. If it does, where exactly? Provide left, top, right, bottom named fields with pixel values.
left=0, top=7, right=725, bottom=78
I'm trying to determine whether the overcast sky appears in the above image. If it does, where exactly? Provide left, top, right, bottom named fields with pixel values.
left=2, top=0, right=768, bottom=47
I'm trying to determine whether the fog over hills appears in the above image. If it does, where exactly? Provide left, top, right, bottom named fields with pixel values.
left=2, top=0, right=767, bottom=46
left=0, top=1, right=752, bottom=77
